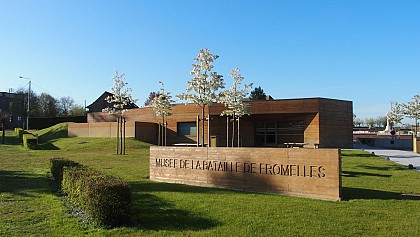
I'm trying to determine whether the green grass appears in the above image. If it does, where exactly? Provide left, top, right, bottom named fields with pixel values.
left=33, top=122, right=70, bottom=143
left=1, top=128, right=420, bottom=237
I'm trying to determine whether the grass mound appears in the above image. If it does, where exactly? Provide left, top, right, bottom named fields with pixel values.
left=34, top=122, right=70, bottom=143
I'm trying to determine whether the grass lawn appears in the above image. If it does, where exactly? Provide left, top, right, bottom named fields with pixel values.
left=1, top=125, right=420, bottom=236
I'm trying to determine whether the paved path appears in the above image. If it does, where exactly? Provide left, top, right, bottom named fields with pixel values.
left=353, top=145, right=420, bottom=171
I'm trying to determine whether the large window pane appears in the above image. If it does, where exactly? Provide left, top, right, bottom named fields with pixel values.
left=177, top=122, right=196, bottom=136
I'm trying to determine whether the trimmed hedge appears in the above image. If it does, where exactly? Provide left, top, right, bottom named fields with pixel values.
left=61, top=166, right=101, bottom=206
left=83, top=175, right=131, bottom=227
left=50, top=158, right=82, bottom=190
left=16, top=128, right=29, bottom=142
left=14, top=127, right=22, bottom=136
left=22, top=134, right=38, bottom=149
left=54, top=159, right=131, bottom=227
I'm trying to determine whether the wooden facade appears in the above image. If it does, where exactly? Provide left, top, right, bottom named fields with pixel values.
left=85, top=97, right=353, bottom=148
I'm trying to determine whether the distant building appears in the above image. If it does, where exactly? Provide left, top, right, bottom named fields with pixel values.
left=71, top=97, right=353, bottom=149
left=86, top=91, right=139, bottom=113
left=0, top=91, right=24, bottom=129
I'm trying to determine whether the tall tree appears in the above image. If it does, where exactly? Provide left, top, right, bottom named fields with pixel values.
left=177, top=48, right=225, bottom=147
left=249, top=86, right=266, bottom=100
left=218, top=68, right=253, bottom=147
left=144, top=91, right=160, bottom=106
left=150, top=81, right=173, bottom=146
left=59, top=96, right=75, bottom=116
left=103, top=70, right=137, bottom=155
left=10, top=88, right=41, bottom=118
left=69, top=105, right=86, bottom=116
left=39, top=93, right=59, bottom=117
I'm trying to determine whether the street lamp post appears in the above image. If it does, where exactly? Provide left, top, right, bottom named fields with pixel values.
left=19, top=76, right=31, bottom=130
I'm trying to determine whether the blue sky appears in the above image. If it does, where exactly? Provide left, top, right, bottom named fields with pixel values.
left=1, top=1, right=419, bottom=122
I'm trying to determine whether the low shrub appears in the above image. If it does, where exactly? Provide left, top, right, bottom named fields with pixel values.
left=83, top=175, right=132, bottom=227
left=22, top=134, right=38, bottom=149
left=50, top=158, right=81, bottom=189
left=61, top=164, right=132, bottom=227
left=62, top=166, right=101, bottom=206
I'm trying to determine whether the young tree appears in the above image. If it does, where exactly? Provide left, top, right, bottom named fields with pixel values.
left=150, top=81, right=173, bottom=146
left=177, top=48, right=225, bottom=147
left=402, top=94, right=420, bottom=134
left=218, top=68, right=253, bottom=147
left=387, top=102, right=404, bottom=128
left=103, top=70, right=137, bottom=155
left=249, top=86, right=266, bottom=100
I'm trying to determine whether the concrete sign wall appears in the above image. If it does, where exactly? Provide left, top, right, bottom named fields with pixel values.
left=150, top=147, right=342, bottom=201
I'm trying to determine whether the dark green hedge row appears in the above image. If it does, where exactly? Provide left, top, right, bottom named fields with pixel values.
left=50, top=158, right=82, bottom=189
left=22, top=134, right=38, bottom=149
left=50, top=158, right=131, bottom=227
left=29, top=116, right=86, bottom=129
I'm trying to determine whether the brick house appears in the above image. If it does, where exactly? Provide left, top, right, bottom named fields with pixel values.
left=86, top=91, right=139, bottom=113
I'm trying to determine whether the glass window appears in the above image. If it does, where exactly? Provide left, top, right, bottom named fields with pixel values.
left=177, top=122, right=196, bottom=136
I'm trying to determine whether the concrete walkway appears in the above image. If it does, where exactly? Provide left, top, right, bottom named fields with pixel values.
left=353, top=145, right=420, bottom=171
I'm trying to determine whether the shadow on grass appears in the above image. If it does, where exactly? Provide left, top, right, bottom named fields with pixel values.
left=38, top=128, right=67, bottom=144
left=129, top=182, right=220, bottom=231
left=357, top=164, right=407, bottom=171
left=36, top=142, right=60, bottom=150
left=342, top=187, right=420, bottom=200
left=0, top=170, right=51, bottom=196
left=341, top=153, right=376, bottom=158
left=131, top=181, right=224, bottom=194
left=3, top=133, right=20, bottom=145
left=342, top=171, right=392, bottom=178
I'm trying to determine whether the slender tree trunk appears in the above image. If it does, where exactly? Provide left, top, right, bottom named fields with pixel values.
left=202, top=106, right=205, bottom=147
left=2, top=123, right=5, bottom=144
left=226, top=116, right=229, bottom=147
left=120, top=116, right=123, bottom=154
left=207, top=114, right=210, bottom=147
left=158, top=122, right=161, bottom=146
left=237, top=117, right=240, bottom=147
left=123, top=117, right=126, bottom=155
left=231, top=113, right=235, bottom=147
left=196, top=115, right=200, bottom=147
left=165, top=121, right=167, bottom=146
left=116, top=117, right=119, bottom=155
left=162, top=116, right=165, bottom=146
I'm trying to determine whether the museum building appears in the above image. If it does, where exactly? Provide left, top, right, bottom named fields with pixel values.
left=69, top=95, right=352, bottom=149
